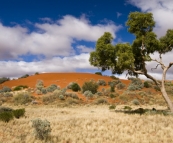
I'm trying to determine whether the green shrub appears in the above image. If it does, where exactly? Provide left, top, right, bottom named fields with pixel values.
left=46, top=84, right=58, bottom=92
left=110, top=84, right=115, bottom=92
left=83, top=90, right=93, bottom=98
left=13, top=108, right=25, bottom=119
left=132, top=99, right=140, bottom=105
left=71, top=83, right=81, bottom=92
left=95, top=72, right=102, bottom=76
left=97, top=79, right=107, bottom=86
left=82, top=81, right=98, bottom=94
left=35, top=72, right=39, bottom=75
left=0, top=106, right=13, bottom=113
left=41, top=88, right=47, bottom=94
left=108, top=80, right=121, bottom=86
left=13, top=85, right=28, bottom=91
left=66, top=82, right=75, bottom=89
left=59, top=95, right=65, bottom=100
left=154, top=85, right=161, bottom=91
left=67, top=98, right=79, bottom=104
left=31, top=118, right=51, bottom=140
left=143, top=81, right=152, bottom=88
left=116, top=83, right=126, bottom=89
left=94, top=98, right=108, bottom=104
left=96, top=92, right=103, bottom=96
left=109, top=105, right=116, bottom=110
left=110, top=93, right=115, bottom=98
left=19, top=74, right=29, bottom=79
left=110, top=75, right=119, bottom=80
left=14, top=92, right=32, bottom=105
left=1, top=86, right=11, bottom=92
left=0, top=111, right=14, bottom=122
left=36, top=80, right=44, bottom=90
left=128, top=78, right=143, bottom=91
left=0, top=77, right=10, bottom=84
left=42, top=94, right=56, bottom=103
left=3, top=92, right=13, bottom=97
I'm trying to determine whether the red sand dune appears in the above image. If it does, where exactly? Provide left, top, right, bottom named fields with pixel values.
left=1, top=73, right=130, bottom=89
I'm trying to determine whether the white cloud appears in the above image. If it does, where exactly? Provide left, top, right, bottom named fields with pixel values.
left=0, top=53, right=96, bottom=78
left=116, top=12, right=122, bottom=18
left=76, top=45, right=94, bottom=53
left=0, top=15, right=121, bottom=60
left=128, top=0, right=173, bottom=37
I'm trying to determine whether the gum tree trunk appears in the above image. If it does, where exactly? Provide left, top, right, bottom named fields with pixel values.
left=161, top=68, right=173, bottom=112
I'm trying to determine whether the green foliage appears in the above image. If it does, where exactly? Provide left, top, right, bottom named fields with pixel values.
left=66, top=82, right=75, bottom=89
left=116, top=82, right=126, bottom=89
left=36, top=80, right=44, bottom=90
left=128, top=78, right=143, bottom=91
left=0, top=86, right=11, bottom=93
left=0, top=111, right=14, bottom=122
left=109, top=93, right=115, bottom=98
left=97, top=79, right=107, bottom=86
left=108, top=80, right=121, bottom=86
left=31, top=118, right=51, bottom=140
left=110, top=75, right=119, bottom=80
left=46, top=84, right=58, bottom=92
left=13, top=108, right=25, bottom=119
left=110, top=84, right=115, bottom=92
left=67, top=98, right=79, bottom=104
left=3, top=92, right=13, bottom=97
left=71, top=83, right=81, bottom=92
left=143, top=81, right=151, bottom=88
left=94, top=98, right=108, bottom=105
left=132, top=99, right=140, bottom=105
left=154, top=85, right=161, bottom=91
left=35, top=72, right=39, bottom=75
left=19, top=74, right=29, bottom=79
left=109, top=105, right=116, bottom=110
left=0, top=77, right=10, bottom=84
left=14, top=92, right=32, bottom=105
left=59, top=95, right=65, bottom=100
left=41, top=88, right=47, bottom=94
left=13, top=85, right=28, bottom=91
left=83, top=90, right=93, bottom=98
left=82, top=80, right=98, bottom=94
left=0, top=106, right=13, bottom=113
left=95, top=72, right=102, bottom=75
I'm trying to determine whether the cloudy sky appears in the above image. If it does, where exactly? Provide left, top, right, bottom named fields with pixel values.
left=0, top=0, right=173, bottom=79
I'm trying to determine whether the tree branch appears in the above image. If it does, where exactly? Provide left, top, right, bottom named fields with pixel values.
left=151, top=64, right=160, bottom=71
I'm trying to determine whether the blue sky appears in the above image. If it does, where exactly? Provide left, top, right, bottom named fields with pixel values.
left=0, top=0, right=173, bottom=79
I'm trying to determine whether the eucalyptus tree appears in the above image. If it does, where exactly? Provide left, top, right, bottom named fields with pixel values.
left=89, top=12, right=173, bottom=112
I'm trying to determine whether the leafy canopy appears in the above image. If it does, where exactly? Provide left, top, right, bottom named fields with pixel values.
left=89, top=12, right=173, bottom=77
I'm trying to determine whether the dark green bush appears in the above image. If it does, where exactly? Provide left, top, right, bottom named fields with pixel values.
left=110, top=75, right=119, bottom=80
left=110, top=93, right=115, bottom=98
left=71, top=83, right=81, bottom=92
left=41, top=88, right=47, bottom=94
left=13, top=85, right=28, bottom=91
left=0, top=111, right=14, bottom=122
left=13, top=108, right=25, bottom=119
left=82, top=81, right=98, bottom=94
left=95, top=72, right=102, bottom=76
left=0, top=106, right=13, bottom=113
left=19, top=74, right=29, bottom=79
left=143, top=81, right=152, bottom=88
left=35, top=72, right=39, bottom=75
left=109, top=105, right=116, bottom=110
left=0, top=77, right=10, bottom=84
left=97, top=79, right=107, bottom=86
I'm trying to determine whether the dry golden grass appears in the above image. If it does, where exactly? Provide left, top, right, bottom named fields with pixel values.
left=0, top=104, right=173, bottom=143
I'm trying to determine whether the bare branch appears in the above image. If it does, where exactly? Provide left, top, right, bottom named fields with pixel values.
left=151, top=64, right=160, bottom=71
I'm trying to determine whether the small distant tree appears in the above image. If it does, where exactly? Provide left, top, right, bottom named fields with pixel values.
left=89, top=12, right=173, bottom=112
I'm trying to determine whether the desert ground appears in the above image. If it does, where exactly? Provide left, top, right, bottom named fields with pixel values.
left=0, top=73, right=173, bottom=143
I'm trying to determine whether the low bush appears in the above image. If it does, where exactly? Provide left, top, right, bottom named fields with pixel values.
left=59, top=95, right=65, bottom=100
left=94, top=98, right=108, bottom=104
left=116, top=83, right=126, bottom=89
left=3, top=92, right=13, bottom=97
left=97, top=79, right=107, bottom=86
left=108, top=80, right=121, bottom=86
left=132, top=99, right=140, bottom=105
left=31, top=118, right=51, bottom=140
left=110, top=75, right=119, bottom=80
left=143, top=81, right=152, bottom=88
left=19, top=74, right=29, bottom=79
left=36, top=80, right=44, bottom=90
left=128, top=78, right=143, bottom=91
left=46, top=84, right=58, bottom=92
left=0, top=111, right=14, bottom=122
left=41, top=88, right=47, bottom=94
left=13, top=85, right=28, bottom=91
left=66, top=82, right=75, bottom=89
left=67, top=98, right=79, bottom=104
left=13, top=108, right=25, bottom=119
left=109, top=105, right=116, bottom=110
left=14, top=92, right=32, bottom=105
left=83, top=90, right=93, bottom=98
left=0, top=86, right=11, bottom=93
left=110, top=93, right=115, bottom=98
left=71, top=83, right=81, bottom=92
left=42, top=94, right=56, bottom=103
left=0, top=106, right=13, bottom=113
left=95, top=72, right=102, bottom=76
left=82, top=80, right=98, bottom=94
left=0, top=77, right=10, bottom=84
left=154, top=85, right=161, bottom=91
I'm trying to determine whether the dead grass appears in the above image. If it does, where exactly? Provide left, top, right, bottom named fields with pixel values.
left=0, top=104, right=173, bottom=143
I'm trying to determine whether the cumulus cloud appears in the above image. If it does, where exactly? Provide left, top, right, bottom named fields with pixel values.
left=0, top=53, right=96, bottom=78
left=128, top=0, right=173, bottom=37
left=76, top=45, right=94, bottom=53
left=0, top=15, right=121, bottom=60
